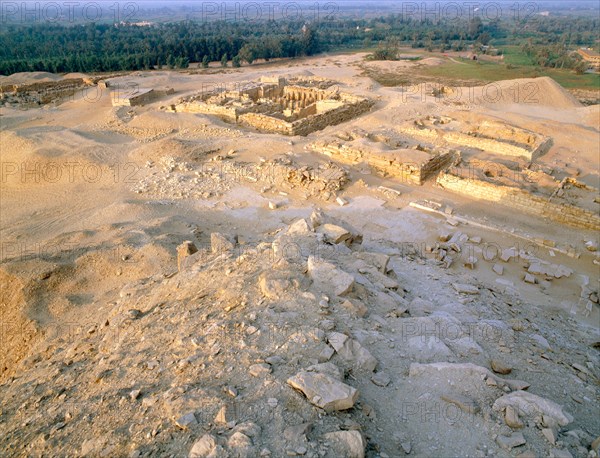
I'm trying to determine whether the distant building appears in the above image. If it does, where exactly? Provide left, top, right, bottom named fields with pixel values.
left=577, top=48, right=600, bottom=69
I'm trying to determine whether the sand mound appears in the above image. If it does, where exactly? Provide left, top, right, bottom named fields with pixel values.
left=1, top=71, right=63, bottom=85
left=63, top=72, right=90, bottom=80
left=455, top=77, right=582, bottom=109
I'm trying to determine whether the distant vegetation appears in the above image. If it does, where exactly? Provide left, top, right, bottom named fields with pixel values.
left=0, top=14, right=598, bottom=76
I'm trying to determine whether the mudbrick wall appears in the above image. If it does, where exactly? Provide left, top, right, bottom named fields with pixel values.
left=238, top=96, right=373, bottom=136
left=314, top=141, right=459, bottom=185
left=238, top=112, right=294, bottom=135
left=175, top=102, right=239, bottom=121
left=402, top=126, right=550, bottom=162
left=0, top=78, right=91, bottom=105
left=437, top=172, right=600, bottom=230
left=290, top=97, right=374, bottom=136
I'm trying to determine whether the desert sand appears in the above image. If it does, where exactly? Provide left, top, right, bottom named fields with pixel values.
left=0, top=53, right=598, bottom=457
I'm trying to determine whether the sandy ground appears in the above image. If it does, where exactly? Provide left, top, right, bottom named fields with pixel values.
left=0, top=52, right=599, bottom=457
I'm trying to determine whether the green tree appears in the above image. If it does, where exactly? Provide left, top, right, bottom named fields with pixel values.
left=202, top=55, right=210, bottom=68
left=232, top=55, right=241, bottom=67
left=166, top=54, right=175, bottom=69
left=238, top=43, right=257, bottom=64
left=221, top=53, right=228, bottom=67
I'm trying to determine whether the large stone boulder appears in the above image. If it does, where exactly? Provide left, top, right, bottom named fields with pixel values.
left=287, top=371, right=358, bottom=412
left=307, top=256, right=354, bottom=296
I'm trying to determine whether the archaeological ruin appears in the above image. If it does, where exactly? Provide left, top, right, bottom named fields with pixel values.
left=172, top=77, right=374, bottom=136
left=398, top=116, right=552, bottom=162
left=438, top=162, right=600, bottom=230
left=309, top=138, right=459, bottom=185
left=111, top=86, right=174, bottom=107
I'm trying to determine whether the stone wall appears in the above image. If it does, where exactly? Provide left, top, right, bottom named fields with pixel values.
left=401, top=124, right=550, bottom=162
left=0, top=78, right=90, bottom=105
left=238, top=112, right=294, bottom=135
left=237, top=96, right=373, bottom=136
left=173, top=81, right=372, bottom=136
left=111, top=89, right=155, bottom=107
left=0, top=78, right=85, bottom=96
left=290, top=97, right=374, bottom=136
left=437, top=172, right=600, bottom=230
left=176, top=101, right=239, bottom=121
left=313, top=141, right=458, bottom=185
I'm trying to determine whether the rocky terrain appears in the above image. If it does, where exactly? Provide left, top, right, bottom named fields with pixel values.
left=1, top=210, right=599, bottom=457
left=0, top=53, right=598, bottom=457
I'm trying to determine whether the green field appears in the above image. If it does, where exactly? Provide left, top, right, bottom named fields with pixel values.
left=416, top=55, right=599, bottom=90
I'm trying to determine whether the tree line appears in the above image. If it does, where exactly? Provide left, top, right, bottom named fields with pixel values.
left=0, top=14, right=597, bottom=75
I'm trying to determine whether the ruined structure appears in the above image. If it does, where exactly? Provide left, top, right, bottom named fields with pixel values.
left=438, top=165, right=600, bottom=230
left=111, top=87, right=155, bottom=107
left=399, top=117, right=552, bottom=162
left=173, top=77, right=373, bottom=136
left=310, top=138, right=459, bottom=185
left=0, top=77, right=93, bottom=105
left=111, top=87, right=174, bottom=107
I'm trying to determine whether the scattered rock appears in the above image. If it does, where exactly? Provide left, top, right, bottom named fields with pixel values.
left=322, top=430, right=365, bottom=458
left=288, top=219, right=311, bottom=235
left=336, top=197, right=348, bottom=206
left=438, top=231, right=451, bottom=242
left=228, top=432, right=253, bottom=455
left=177, top=241, right=198, bottom=271
left=287, top=371, right=358, bottom=411
left=452, top=283, right=479, bottom=294
left=211, top=232, right=235, bottom=254
left=327, top=332, right=348, bottom=352
left=318, top=345, right=335, bottom=362
left=340, top=299, right=368, bottom=317
left=493, top=391, right=573, bottom=426
left=501, top=248, right=516, bottom=262
left=491, top=359, right=512, bottom=375
left=189, top=435, right=218, bottom=458
left=259, top=272, right=292, bottom=299
left=549, top=448, right=573, bottom=458
left=496, top=432, right=526, bottom=450
left=306, top=362, right=344, bottom=380
left=310, top=209, right=324, bottom=228
left=334, top=338, right=378, bottom=372
left=515, top=451, right=537, bottom=458
left=524, top=273, right=537, bottom=284
left=504, top=405, right=524, bottom=429
left=408, top=298, right=434, bottom=317
left=371, top=371, right=391, bottom=387
left=175, top=412, right=198, bottom=429
left=354, top=252, right=390, bottom=273
left=440, top=393, right=479, bottom=414
left=399, top=442, right=412, bottom=455
left=493, top=264, right=504, bottom=275
left=284, top=423, right=313, bottom=441
left=249, top=363, right=272, bottom=377
left=307, top=256, right=354, bottom=296
left=126, top=309, right=142, bottom=320
left=214, top=404, right=236, bottom=426
left=464, top=256, right=477, bottom=269
left=317, top=224, right=352, bottom=245
left=542, top=427, right=559, bottom=445
left=530, top=334, right=551, bottom=350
